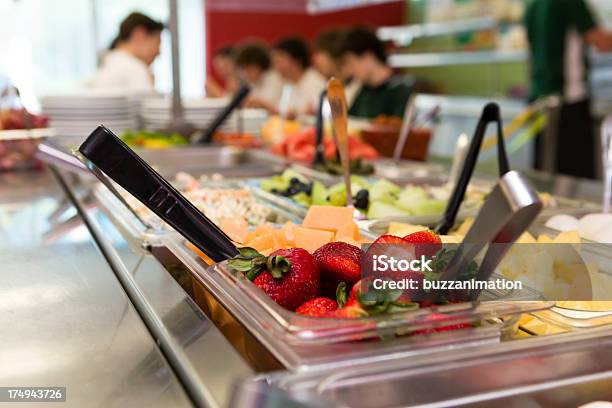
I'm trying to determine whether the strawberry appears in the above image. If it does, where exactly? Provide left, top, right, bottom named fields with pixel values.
left=296, top=297, right=337, bottom=317
left=411, top=313, right=473, bottom=335
left=372, top=235, right=409, bottom=245
left=323, top=305, right=368, bottom=319
left=403, top=230, right=442, bottom=258
left=313, top=242, right=362, bottom=288
left=228, top=247, right=319, bottom=311
left=402, top=230, right=441, bottom=244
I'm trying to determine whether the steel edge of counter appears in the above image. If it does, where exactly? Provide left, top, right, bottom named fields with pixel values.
left=51, top=166, right=254, bottom=408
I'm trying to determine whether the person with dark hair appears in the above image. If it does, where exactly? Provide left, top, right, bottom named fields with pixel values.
left=313, top=28, right=361, bottom=105
left=341, top=27, right=412, bottom=119
left=272, top=36, right=326, bottom=116
left=235, top=42, right=283, bottom=112
left=86, top=12, right=164, bottom=92
left=206, top=46, right=239, bottom=97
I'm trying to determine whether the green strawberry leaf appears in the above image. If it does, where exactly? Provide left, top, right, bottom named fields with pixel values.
left=336, top=282, right=347, bottom=308
left=267, top=255, right=291, bottom=279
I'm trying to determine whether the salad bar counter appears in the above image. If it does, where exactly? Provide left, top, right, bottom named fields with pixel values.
left=6, top=128, right=612, bottom=407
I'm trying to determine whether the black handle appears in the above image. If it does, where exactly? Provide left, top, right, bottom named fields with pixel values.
left=79, top=126, right=238, bottom=262
left=312, top=89, right=327, bottom=166
left=197, top=84, right=251, bottom=144
left=435, top=102, right=510, bottom=235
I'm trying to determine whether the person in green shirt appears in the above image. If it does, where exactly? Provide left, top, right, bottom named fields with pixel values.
left=525, top=0, right=612, bottom=178
left=340, top=27, right=412, bottom=119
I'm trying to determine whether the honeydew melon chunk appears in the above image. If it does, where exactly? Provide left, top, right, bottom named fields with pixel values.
left=367, top=201, right=412, bottom=219
left=398, top=199, right=446, bottom=216
left=370, top=179, right=401, bottom=201
left=311, top=181, right=328, bottom=205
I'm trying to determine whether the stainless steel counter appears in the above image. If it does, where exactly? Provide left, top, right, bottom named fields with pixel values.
left=0, top=170, right=192, bottom=408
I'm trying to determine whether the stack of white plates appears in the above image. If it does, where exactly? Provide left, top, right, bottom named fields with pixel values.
left=140, top=98, right=268, bottom=134
left=223, top=108, right=268, bottom=135
left=41, top=93, right=138, bottom=139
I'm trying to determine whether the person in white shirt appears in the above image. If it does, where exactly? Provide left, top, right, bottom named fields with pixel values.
left=234, top=42, right=283, bottom=113
left=85, top=12, right=164, bottom=93
left=271, top=37, right=326, bottom=117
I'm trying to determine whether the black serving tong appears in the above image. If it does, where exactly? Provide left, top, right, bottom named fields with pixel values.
left=435, top=102, right=510, bottom=235
left=312, top=89, right=327, bottom=167
left=79, top=126, right=238, bottom=262
left=196, top=83, right=251, bottom=144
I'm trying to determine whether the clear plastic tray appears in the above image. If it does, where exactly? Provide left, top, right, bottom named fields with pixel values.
left=161, top=233, right=553, bottom=369
left=255, top=326, right=612, bottom=407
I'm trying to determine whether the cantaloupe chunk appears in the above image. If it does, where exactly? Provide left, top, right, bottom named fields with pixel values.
left=219, top=216, right=249, bottom=244
left=248, top=234, right=276, bottom=252
left=294, top=226, right=334, bottom=253
left=334, top=221, right=360, bottom=242
left=255, top=224, right=275, bottom=236
left=302, top=205, right=354, bottom=233
left=281, top=221, right=297, bottom=246
left=335, top=236, right=362, bottom=248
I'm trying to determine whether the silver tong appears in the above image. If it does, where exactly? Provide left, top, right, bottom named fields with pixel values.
left=438, top=171, right=543, bottom=300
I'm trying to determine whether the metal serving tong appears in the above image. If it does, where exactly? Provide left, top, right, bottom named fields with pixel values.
left=78, top=126, right=238, bottom=262
left=312, top=89, right=328, bottom=167
left=436, top=102, right=511, bottom=235
left=196, top=83, right=251, bottom=144
left=438, top=170, right=543, bottom=300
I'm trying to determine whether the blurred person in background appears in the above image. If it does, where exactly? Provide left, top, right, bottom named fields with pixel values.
left=526, top=0, right=612, bottom=179
left=85, top=12, right=163, bottom=93
left=206, top=46, right=239, bottom=98
left=272, top=37, right=326, bottom=117
left=235, top=41, right=283, bottom=113
left=340, top=27, right=411, bottom=119
left=313, top=29, right=361, bottom=106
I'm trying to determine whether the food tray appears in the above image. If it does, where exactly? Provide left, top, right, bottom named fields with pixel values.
left=94, top=179, right=304, bottom=246
left=245, top=176, right=484, bottom=223
left=161, top=233, right=553, bottom=370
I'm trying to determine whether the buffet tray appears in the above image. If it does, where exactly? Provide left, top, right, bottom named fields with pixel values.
left=93, top=179, right=304, bottom=246
left=161, top=233, right=553, bottom=370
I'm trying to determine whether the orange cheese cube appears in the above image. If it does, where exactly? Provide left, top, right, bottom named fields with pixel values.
left=302, top=205, right=354, bottom=233
left=294, top=226, right=334, bottom=253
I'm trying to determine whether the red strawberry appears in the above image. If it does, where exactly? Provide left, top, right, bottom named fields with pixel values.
left=372, top=235, right=409, bottom=245
left=313, top=242, right=362, bottom=288
left=323, top=305, right=367, bottom=319
left=296, top=297, right=337, bottom=317
left=228, top=247, right=320, bottom=311
left=411, top=313, right=472, bottom=335
left=402, top=230, right=441, bottom=244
